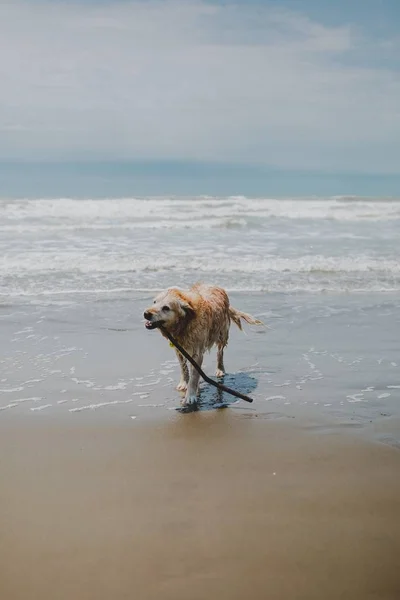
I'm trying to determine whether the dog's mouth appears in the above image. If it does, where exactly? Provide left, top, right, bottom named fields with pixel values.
left=144, top=319, right=165, bottom=330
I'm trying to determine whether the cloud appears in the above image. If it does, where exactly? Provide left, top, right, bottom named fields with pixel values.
left=0, top=0, right=399, bottom=172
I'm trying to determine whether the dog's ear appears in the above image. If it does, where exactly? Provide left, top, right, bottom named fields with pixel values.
left=179, top=300, right=195, bottom=319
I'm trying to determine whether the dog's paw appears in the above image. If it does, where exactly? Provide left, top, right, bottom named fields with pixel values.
left=176, top=381, right=188, bottom=392
left=215, top=369, right=225, bottom=378
left=182, top=393, right=198, bottom=406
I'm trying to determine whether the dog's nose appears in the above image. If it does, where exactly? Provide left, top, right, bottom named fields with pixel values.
left=144, top=311, right=152, bottom=320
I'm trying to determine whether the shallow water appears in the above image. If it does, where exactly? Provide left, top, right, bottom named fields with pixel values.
left=1, top=291, right=399, bottom=438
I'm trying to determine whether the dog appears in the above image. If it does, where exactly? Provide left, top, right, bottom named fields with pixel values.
left=143, top=283, right=263, bottom=405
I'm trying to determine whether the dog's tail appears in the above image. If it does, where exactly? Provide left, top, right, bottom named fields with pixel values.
left=229, top=307, right=264, bottom=331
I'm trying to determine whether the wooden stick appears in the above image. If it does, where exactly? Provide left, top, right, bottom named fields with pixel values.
left=159, top=326, right=254, bottom=404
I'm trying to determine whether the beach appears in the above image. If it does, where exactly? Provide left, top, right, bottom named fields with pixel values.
left=1, top=415, right=400, bottom=600
left=1, top=196, right=400, bottom=598
left=1, top=290, right=400, bottom=599
left=1, top=0, right=400, bottom=589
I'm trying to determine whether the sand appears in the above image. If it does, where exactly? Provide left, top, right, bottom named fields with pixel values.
left=1, top=412, right=400, bottom=600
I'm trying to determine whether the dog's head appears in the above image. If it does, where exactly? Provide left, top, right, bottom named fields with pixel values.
left=143, top=288, right=195, bottom=331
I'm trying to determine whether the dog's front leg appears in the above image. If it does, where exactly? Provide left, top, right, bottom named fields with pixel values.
left=216, top=343, right=225, bottom=378
left=175, top=349, right=189, bottom=391
left=183, top=352, right=203, bottom=405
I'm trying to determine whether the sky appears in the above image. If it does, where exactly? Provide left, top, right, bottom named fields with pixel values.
left=0, top=0, right=399, bottom=196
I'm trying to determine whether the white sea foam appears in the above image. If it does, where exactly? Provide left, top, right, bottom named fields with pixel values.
left=1, top=196, right=400, bottom=225
left=1, top=252, right=399, bottom=276
left=69, top=399, right=134, bottom=412
left=1, top=196, right=400, bottom=298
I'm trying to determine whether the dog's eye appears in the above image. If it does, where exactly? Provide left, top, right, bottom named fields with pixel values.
left=162, top=305, right=170, bottom=312
left=153, top=300, right=156, bottom=304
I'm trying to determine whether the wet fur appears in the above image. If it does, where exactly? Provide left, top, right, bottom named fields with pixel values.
left=143, top=283, right=263, bottom=405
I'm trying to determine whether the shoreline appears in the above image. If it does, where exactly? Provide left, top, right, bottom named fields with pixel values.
left=1, top=290, right=399, bottom=445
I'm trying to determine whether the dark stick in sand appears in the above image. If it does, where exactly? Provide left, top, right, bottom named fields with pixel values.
left=159, top=326, right=254, bottom=404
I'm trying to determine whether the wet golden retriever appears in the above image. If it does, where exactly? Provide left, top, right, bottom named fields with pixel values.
left=143, top=283, right=263, bottom=405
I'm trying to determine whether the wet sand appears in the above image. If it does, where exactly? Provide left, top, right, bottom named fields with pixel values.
left=1, top=413, right=400, bottom=600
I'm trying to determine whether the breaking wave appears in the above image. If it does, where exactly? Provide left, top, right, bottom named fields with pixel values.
left=1, top=196, right=399, bottom=299
left=1, top=196, right=400, bottom=230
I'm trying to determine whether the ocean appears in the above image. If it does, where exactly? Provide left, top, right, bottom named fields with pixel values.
left=1, top=195, right=399, bottom=430
left=1, top=195, right=399, bottom=301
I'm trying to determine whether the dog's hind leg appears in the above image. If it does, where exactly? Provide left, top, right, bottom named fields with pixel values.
left=215, top=327, right=229, bottom=377
left=175, top=350, right=189, bottom=391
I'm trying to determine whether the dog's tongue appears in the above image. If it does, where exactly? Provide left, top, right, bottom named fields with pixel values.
left=145, top=321, right=152, bottom=329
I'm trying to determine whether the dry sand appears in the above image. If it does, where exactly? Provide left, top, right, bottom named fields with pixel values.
left=1, top=412, right=400, bottom=600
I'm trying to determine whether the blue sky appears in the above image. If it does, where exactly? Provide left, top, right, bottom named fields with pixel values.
left=0, top=0, right=399, bottom=195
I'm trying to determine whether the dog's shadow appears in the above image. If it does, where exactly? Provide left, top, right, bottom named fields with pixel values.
left=177, top=372, right=258, bottom=413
